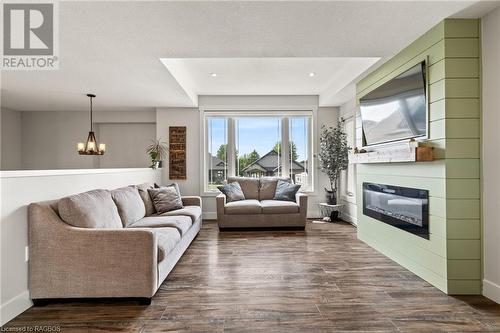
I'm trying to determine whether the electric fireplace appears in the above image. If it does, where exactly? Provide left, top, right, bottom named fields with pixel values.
left=363, top=182, right=429, bottom=239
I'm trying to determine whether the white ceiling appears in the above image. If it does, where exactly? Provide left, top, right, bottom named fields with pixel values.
left=160, top=57, right=380, bottom=104
left=1, top=0, right=496, bottom=111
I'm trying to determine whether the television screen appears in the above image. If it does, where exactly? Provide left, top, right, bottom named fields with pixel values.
left=360, top=62, right=427, bottom=146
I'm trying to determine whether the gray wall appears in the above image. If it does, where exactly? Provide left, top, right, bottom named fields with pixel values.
left=1, top=108, right=22, bottom=170
left=1, top=110, right=156, bottom=170
left=482, top=6, right=500, bottom=303
left=98, top=123, right=155, bottom=168
left=21, top=111, right=97, bottom=170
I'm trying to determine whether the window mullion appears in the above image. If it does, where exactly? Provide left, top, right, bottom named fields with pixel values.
left=308, top=116, right=313, bottom=191
left=281, top=117, right=290, bottom=178
left=227, top=117, right=236, bottom=177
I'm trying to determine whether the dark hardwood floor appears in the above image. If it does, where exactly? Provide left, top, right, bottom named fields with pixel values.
left=5, top=220, right=500, bottom=332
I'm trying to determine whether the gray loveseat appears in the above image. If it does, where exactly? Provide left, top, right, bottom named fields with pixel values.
left=28, top=183, right=201, bottom=304
left=217, top=176, right=308, bottom=229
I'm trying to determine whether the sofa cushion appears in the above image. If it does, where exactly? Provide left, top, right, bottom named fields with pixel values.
left=128, top=215, right=192, bottom=235
left=273, top=180, right=301, bottom=202
left=153, top=227, right=181, bottom=263
left=135, top=183, right=156, bottom=216
left=225, top=199, right=261, bottom=215
left=227, top=176, right=259, bottom=200
left=159, top=206, right=202, bottom=223
left=259, top=177, right=292, bottom=200
left=217, top=182, right=245, bottom=202
left=260, top=200, right=299, bottom=214
left=58, top=189, right=122, bottom=229
left=111, top=187, right=146, bottom=227
left=148, top=186, right=183, bottom=214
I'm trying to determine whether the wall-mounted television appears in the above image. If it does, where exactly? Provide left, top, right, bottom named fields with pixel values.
left=359, top=61, right=428, bottom=147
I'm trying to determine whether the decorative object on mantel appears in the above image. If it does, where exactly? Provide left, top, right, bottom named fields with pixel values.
left=318, top=121, right=349, bottom=209
left=349, top=142, right=434, bottom=164
left=169, top=126, right=187, bottom=179
left=77, top=94, right=106, bottom=155
left=409, top=138, right=418, bottom=148
left=146, top=139, right=168, bottom=169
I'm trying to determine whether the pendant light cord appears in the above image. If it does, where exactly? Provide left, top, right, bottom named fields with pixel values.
left=89, top=96, right=93, bottom=131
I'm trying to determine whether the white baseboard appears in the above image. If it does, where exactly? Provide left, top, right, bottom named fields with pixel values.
left=203, top=212, right=217, bottom=220
left=340, top=212, right=357, bottom=226
left=203, top=209, right=345, bottom=222
left=483, top=279, right=500, bottom=304
left=1, top=290, right=32, bottom=326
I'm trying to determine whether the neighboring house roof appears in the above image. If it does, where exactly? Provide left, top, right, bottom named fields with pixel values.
left=208, top=154, right=226, bottom=171
left=291, top=160, right=307, bottom=172
left=241, top=150, right=305, bottom=174
left=242, top=163, right=267, bottom=174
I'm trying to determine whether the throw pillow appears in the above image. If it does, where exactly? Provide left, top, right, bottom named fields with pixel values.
left=259, top=177, right=292, bottom=200
left=273, top=180, right=301, bottom=202
left=217, top=182, right=246, bottom=202
left=148, top=186, right=184, bottom=214
left=155, top=182, right=181, bottom=195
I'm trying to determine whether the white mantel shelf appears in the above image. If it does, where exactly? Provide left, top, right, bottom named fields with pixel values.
left=349, top=146, right=434, bottom=164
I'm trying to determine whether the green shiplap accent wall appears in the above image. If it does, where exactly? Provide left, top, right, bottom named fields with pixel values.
left=356, top=19, right=481, bottom=294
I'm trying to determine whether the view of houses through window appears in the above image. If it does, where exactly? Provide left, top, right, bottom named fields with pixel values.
left=236, top=117, right=282, bottom=178
left=206, top=117, right=228, bottom=190
left=205, top=113, right=313, bottom=192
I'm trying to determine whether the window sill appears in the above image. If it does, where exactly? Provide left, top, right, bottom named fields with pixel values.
left=202, top=191, right=222, bottom=197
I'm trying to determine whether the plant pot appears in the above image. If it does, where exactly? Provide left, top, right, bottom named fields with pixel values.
left=325, top=189, right=337, bottom=205
left=157, top=161, right=163, bottom=168
left=150, top=161, right=161, bottom=169
left=330, top=210, right=339, bottom=222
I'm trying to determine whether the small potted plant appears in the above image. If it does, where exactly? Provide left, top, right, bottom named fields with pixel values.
left=318, top=121, right=349, bottom=218
left=146, top=139, right=168, bottom=169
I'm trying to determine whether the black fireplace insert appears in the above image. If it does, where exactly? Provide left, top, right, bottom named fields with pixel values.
left=363, top=182, right=429, bottom=239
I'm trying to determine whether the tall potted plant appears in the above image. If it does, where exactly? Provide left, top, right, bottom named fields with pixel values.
left=146, top=139, right=168, bottom=169
left=318, top=121, right=349, bottom=208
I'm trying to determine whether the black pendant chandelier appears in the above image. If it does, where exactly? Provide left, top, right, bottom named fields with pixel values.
left=77, top=94, right=106, bottom=155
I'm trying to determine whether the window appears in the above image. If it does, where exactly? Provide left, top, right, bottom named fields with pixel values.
left=340, top=116, right=356, bottom=200
left=203, top=111, right=314, bottom=193
left=206, top=117, right=229, bottom=190
left=235, top=117, right=282, bottom=178
left=289, top=116, right=312, bottom=189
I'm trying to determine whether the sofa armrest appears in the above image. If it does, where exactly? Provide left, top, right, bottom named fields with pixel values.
left=182, top=195, right=202, bottom=207
left=296, top=193, right=308, bottom=216
left=216, top=193, right=226, bottom=221
left=29, top=203, right=158, bottom=298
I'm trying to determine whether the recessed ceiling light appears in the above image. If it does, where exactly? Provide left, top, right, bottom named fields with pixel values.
left=308, top=72, right=316, bottom=77
left=210, top=73, right=217, bottom=77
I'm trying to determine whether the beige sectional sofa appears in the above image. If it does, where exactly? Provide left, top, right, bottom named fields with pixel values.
left=28, top=184, right=201, bottom=304
left=217, top=176, right=308, bottom=229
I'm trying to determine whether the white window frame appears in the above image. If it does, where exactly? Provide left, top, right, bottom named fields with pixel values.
left=340, top=114, right=357, bottom=204
left=200, top=106, right=317, bottom=196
